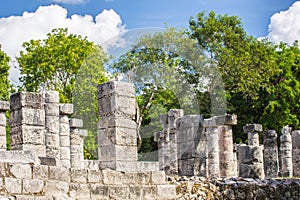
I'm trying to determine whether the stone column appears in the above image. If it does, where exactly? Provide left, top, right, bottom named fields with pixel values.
left=70, top=118, right=87, bottom=169
left=279, top=126, right=293, bottom=177
left=263, top=130, right=279, bottom=178
left=292, top=130, right=300, bottom=177
left=0, top=101, right=9, bottom=150
left=243, top=124, right=262, bottom=146
left=167, top=109, right=183, bottom=175
left=97, top=81, right=138, bottom=170
left=9, top=92, right=45, bottom=156
left=154, top=130, right=164, bottom=171
left=237, top=144, right=264, bottom=178
left=159, top=114, right=168, bottom=172
left=59, top=103, right=73, bottom=168
left=216, top=114, right=237, bottom=178
left=44, top=91, right=60, bottom=159
left=203, top=118, right=220, bottom=178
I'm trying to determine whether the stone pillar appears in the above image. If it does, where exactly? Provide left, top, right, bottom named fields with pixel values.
left=237, top=144, right=264, bottom=178
left=292, top=130, right=300, bottom=177
left=216, top=114, right=237, bottom=178
left=44, top=91, right=60, bottom=159
left=59, top=103, right=73, bottom=168
left=263, top=130, right=279, bottom=178
left=154, top=130, right=164, bottom=171
left=167, top=109, right=183, bottom=175
left=279, top=126, right=293, bottom=177
left=0, top=101, right=9, bottom=150
left=9, top=92, right=45, bottom=156
left=203, top=118, right=220, bottom=178
left=159, top=114, right=168, bottom=172
left=243, top=124, right=262, bottom=146
left=97, top=81, right=138, bottom=170
left=70, top=118, right=87, bottom=169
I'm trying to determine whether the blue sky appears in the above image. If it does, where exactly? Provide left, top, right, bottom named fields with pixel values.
left=1, top=0, right=300, bottom=84
left=0, top=0, right=298, bottom=37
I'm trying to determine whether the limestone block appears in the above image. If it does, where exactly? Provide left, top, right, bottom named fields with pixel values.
left=59, top=115, right=69, bottom=124
left=4, top=178, right=22, bottom=194
left=168, top=109, right=184, bottom=129
left=8, top=163, right=32, bottom=179
left=243, top=124, right=263, bottom=133
left=98, top=127, right=137, bottom=146
left=0, top=113, right=6, bottom=126
left=33, top=165, right=49, bottom=180
left=237, top=145, right=263, bottom=163
left=71, top=169, right=87, bottom=183
left=108, top=185, right=129, bottom=200
left=239, top=163, right=264, bottom=178
left=214, top=114, right=237, bottom=125
left=98, top=95, right=136, bottom=117
left=10, top=92, right=43, bottom=111
left=9, top=108, right=45, bottom=127
left=59, top=104, right=73, bottom=115
left=99, top=116, right=137, bottom=129
left=59, top=160, right=70, bottom=169
left=78, top=129, right=88, bottom=137
left=98, top=145, right=138, bottom=162
left=280, top=134, right=292, bottom=143
left=150, top=171, right=165, bottom=184
left=0, top=126, right=6, bottom=136
left=248, top=132, right=260, bottom=146
left=60, top=147, right=70, bottom=160
left=45, top=133, right=59, bottom=146
left=45, top=146, right=60, bottom=159
left=22, top=179, right=44, bottom=194
left=10, top=125, right=45, bottom=145
left=69, top=118, right=83, bottom=128
left=69, top=183, right=90, bottom=199
left=157, top=185, right=176, bottom=199
left=44, top=180, right=69, bottom=196
left=45, top=91, right=59, bottom=103
left=60, top=136, right=70, bottom=147
left=141, top=186, right=158, bottom=199
left=49, top=166, right=70, bottom=182
left=87, top=169, right=102, bottom=183
left=45, top=103, right=59, bottom=116
left=0, top=150, right=40, bottom=165
left=70, top=134, right=83, bottom=146
left=0, top=101, right=9, bottom=111
left=11, top=144, right=45, bottom=156
left=97, top=81, right=135, bottom=98
left=0, top=136, right=6, bottom=150
left=90, top=185, right=109, bottom=200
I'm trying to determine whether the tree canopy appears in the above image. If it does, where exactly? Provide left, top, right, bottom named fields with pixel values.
left=0, top=45, right=10, bottom=101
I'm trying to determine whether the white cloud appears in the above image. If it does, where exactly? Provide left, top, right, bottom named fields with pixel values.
left=51, top=0, right=89, bottom=4
left=267, top=1, right=300, bottom=44
left=0, top=4, right=126, bottom=84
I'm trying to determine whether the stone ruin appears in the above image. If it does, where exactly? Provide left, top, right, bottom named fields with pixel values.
left=155, top=110, right=300, bottom=179
left=0, top=80, right=299, bottom=199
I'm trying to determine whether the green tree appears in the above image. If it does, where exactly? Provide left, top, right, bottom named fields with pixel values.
left=17, top=28, right=94, bottom=103
left=189, top=11, right=278, bottom=142
left=0, top=45, right=10, bottom=101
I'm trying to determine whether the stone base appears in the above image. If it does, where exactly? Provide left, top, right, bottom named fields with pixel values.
left=0, top=150, right=40, bottom=164
left=100, top=161, right=159, bottom=172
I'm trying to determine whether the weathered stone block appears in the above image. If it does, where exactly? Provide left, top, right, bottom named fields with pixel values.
left=99, top=116, right=137, bottom=129
left=69, top=183, right=90, bottom=199
left=59, top=123, right=70, bottom=136
left=280, top=134, right=292, bottom=143
left=60, top=147, right=70, bottom=160
left=45, top=146, right=60, bottom=159
left=214, top=114, right=237, bottom=125
left=0, top=150, right=40, bottom=165
left=98, top=145, right=138, bottom=162
left=157, top=185, right=176, bottom=199
left=71, top=169, right=87, bottom=183
left=10, top=126, right=45, bottom=146
left=0, top=101, right=9, bottom=111
left=49, top=166, right=70, bottom=182
left=108, top=185, right=129, bottom=199
left=8, top=163, right=32, bottom=179
left=59, top=136, right=70, bottom=147
left=22, top=179, right=44, bottom=194
left=0, top=113, right=6, bottom=127
left=292, top=130, right=300, bottom=148
left=87, top=169, right=102, bottom=183
left=70, top=134, right=83, bottom=146
left=9, top=108, right=45, bottom=127
left=4, top=178, right=22, bottom=194
left=98, top=127, right=137, bottom=146
left=97, top=81, right=135, bottom=98
left=45, top=133, right=59, bottom=146
left=45, top=91, right=59, bottom=103
left=11, top=144, right=45, bottom=156
left=141, top=186, right=158, bottom=199
left=237, top=145, right=263, bottom=163
left=151, top=171, right=165, bottom=184
left=239, top=163, right=264, bottom=178
left=90, top=184, right=109, bottom=200
left=243, top=124, right=263, bottom=133
left=33, top=165, right=49, bottom=180
left=10, top=92, right=43, bottom=111
left=69, top=118, right=83, bottom=128
left=45, top=103, right=59, bottom=116
left=98, top=95, right=136, bottom=117
left=44, top=180, right=69, bottom=196
left=59, top=104, right=73, bottom=115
